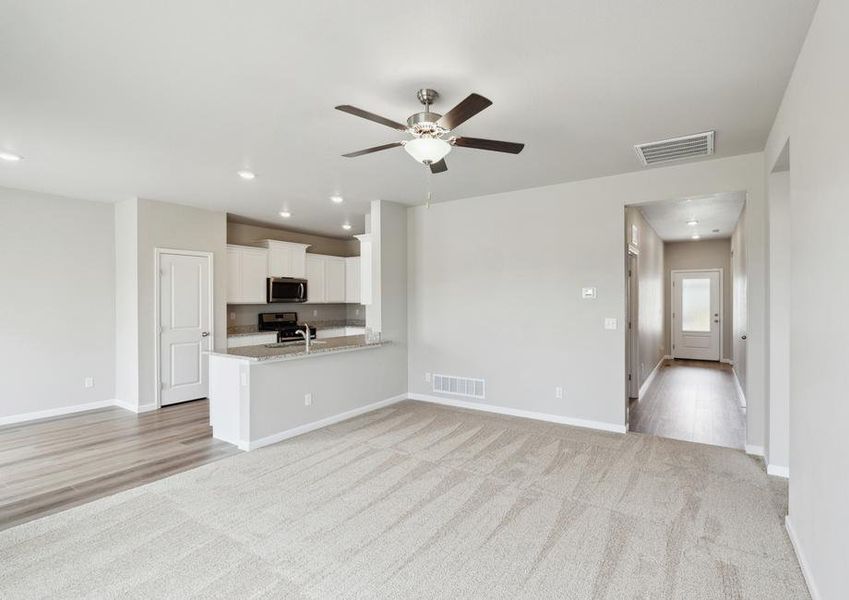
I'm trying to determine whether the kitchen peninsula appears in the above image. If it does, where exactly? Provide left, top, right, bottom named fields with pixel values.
left=207, top=333, right=394, bottom=451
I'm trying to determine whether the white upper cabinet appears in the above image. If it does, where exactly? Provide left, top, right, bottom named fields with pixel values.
left=305, top=253, right=346, bottom=303
left=305, top=254, right=326, bottom=303
left=325, top=257, right=346, bottom=303
left=345, top=257, right=360, bottom=303
left=261, top=240, right=310, bottom=278
left=227, top=245, right=268, bottom=304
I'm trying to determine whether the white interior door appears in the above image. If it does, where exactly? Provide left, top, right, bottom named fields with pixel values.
left=672, top=270, right=721, bottom=361
left=159, top=252, right=211, bottom=406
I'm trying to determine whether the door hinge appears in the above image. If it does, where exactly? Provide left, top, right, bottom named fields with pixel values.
left=628, top=374, right=632, bottom=381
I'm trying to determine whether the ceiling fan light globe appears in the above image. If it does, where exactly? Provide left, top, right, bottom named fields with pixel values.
left=404, top=137, right=452, bottom=165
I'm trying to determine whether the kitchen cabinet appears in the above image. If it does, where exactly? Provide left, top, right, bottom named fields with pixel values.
left=345, top=257, right=360, bottom=303
left=261, top=240, right=310, bottom=278
left=227, top=245, right=268, bottom=304
left=305, top=254, right=346, bottom=303
left=227, top=332, right=278, bottom=348
left=354, top=234, right=372, bottom=305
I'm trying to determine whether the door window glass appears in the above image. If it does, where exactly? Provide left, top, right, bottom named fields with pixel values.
left=682, top=278, right=711, bottom=332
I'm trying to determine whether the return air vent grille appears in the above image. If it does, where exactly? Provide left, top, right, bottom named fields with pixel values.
left=634, top=131, right=715, bottom=166
left=432, top=374, right=485, bottom=399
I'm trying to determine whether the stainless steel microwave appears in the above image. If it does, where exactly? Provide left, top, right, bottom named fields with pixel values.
left=267, top=277, right=308, bottom=303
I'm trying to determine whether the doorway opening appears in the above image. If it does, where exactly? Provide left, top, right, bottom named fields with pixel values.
left=624, top=192, right=747, bottom=450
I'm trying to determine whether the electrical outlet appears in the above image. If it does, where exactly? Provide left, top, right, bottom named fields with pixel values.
left=84, top=377, right=94, bottom=388
left=312, top=309, right=318, bottom=317
left=355, top=308, right=360, bottom=316
left=425, top=372, right=431, bottom=383
left=229, top=311, right=236, bottom=320
left=304, top=393, right=312, bottom=406
left=555, top=386, right=563, bottom=399
left=604, top=318, right=618, bottom=330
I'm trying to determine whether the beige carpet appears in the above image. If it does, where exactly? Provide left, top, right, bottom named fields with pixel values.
left=0, top=401, right=808, bottom=599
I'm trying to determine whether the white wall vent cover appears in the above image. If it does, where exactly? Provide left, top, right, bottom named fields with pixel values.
left=634, top=131, right=715, bottom=166
left=432, top=374, right=485, bottom=399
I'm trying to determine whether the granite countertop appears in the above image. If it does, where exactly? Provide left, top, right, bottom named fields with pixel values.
left=227, top=320, right=366, bottom=338
left=210, top=334, right=385, bottom=363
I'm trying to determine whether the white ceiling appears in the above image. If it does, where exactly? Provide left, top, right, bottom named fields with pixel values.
left=0, top=1, right=817, bottom=237
left=636, top=191, right=746, bottom=241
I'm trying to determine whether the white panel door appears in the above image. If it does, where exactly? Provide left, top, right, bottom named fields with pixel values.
left=325, top=257, right=346, bottom=303
left=160, top=253, right=211, bottom=406
left=672, top=270, right=721, bottom=361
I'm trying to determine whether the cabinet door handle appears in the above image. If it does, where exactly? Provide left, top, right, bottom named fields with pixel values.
left=741, top=335, right=747, bottom=340
left=201, top=331, right=210, bottom=337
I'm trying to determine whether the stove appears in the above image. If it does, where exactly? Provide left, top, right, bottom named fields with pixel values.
left=258, top=312, right=316, bottom=342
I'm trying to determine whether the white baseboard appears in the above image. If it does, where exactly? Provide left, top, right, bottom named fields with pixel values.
left=113, top=399, right=157, bottom=414
left=408, top=393, right=627, bottom=434
left=0, top=399, right=115, bottom=427
left=638, top=357, right=666, bottom=399
left=745, top=444, right=765, bottom=457
left=732, top=368, right=747, bottom=407
left=242, top=393, right=408, bottom=451
left=785, top=516, right=820, bottom=600
left=767, top=463, right=790, bottom=478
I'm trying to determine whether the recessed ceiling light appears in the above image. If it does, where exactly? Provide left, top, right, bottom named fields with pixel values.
left=342, top=223, right=352, bottom=230
left=279, top=211, right=291, bottom=218
left=237, top=170, right=256, bottom=180
left=330, top=195, right=344, bottom=204
left=687, top=219, right=699, bottom=226
left=0, top=151, right=22, bottom=162
left=691, top=234, right=701, bottom=240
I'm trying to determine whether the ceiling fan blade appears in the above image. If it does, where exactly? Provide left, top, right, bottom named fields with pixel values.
left=341, top=142, right=403, bottom=158
left=335, top=105, right=408, bottom=131
left=437, top=93, right=492, bottom=130
left=453, top=136, right=524, bottom=154
left=429, top=159, right=448, bottom=174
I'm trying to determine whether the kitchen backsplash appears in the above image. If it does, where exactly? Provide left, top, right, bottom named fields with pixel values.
left=227, top=303, right=364, bottom=327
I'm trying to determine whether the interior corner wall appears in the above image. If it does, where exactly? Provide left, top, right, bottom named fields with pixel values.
left=731, top=210, right=748, bottom=399
left=763, top=0, right=849, bottom=596
left=0, top=187, right=115, bottom=421
left=407, top=153, right=765, bottom=432
left=664, top=239, right=733, bottom=362
left=114, top=198, right=140, bottom=409
left=626, top=207, right=666, bottom=383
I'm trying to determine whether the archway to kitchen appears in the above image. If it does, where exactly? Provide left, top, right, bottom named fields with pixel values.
left=624, top=191, right=747, bottom=450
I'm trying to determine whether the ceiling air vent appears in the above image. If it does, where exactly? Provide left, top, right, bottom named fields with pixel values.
left=634, top=131, right=715, bottom=166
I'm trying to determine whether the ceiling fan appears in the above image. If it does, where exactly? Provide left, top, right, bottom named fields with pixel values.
left=335, top=89, right=524, bottom=174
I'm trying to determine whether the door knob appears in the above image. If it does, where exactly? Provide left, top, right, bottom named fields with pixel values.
left=201, top=331, right=210, bottom=337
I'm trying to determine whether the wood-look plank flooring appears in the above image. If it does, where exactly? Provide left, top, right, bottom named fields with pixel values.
left=0, top=399, right=239, bottom=530
left=629, top=359, right=746, bottom=450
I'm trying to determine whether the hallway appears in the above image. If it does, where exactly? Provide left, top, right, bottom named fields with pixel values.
left=629, top=360, right=746, bottom=450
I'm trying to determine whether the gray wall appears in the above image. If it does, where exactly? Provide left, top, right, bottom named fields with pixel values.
left=227, top=221, right=359, bottom=256
left=627, top=207, right=666, bottom=384
left=0, top=187, right=115, bottom=420
left=115, top=198, right=228, bottom=410
left=407, top=153, right=766, bottom=432
left=664, top=239, right=733, bottom=361
left=764, top=0, right=849, bottom=595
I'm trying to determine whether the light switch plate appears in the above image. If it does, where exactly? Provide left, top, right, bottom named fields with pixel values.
left=582, top=287, right=597, bottom=299
left=604, top=318, right=618, bottom=330
left=304, top=393, right=312, bottom=406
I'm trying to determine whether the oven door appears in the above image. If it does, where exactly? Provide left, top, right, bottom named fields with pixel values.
left=267, top=278, right=307, bottom=303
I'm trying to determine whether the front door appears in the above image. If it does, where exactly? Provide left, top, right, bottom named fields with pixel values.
left=672, top=270, right=721, bottom=361
left=159, top=252, right=211, bottom=406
